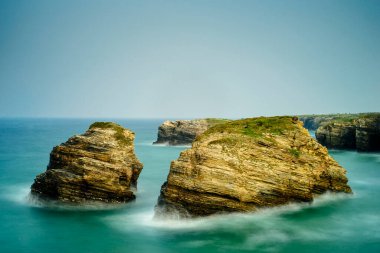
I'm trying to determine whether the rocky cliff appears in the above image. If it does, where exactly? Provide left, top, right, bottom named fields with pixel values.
left=315, top=122, right=357, bottom=149
left=355, top=116, right=380, bottom=151
left=316, top=114, right=380, bottom=151
left=155, top=116, right=351, bottom=218
left=31, top=122, right=143, bottom=203
left=153, top=118, right=230, bottom=145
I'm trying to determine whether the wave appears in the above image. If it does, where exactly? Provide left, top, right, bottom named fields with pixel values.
left=104, top=192, right=353, bottom=232
left=0, top=183, right=133, bottom=211
left=150, top=142, right=191, bottom=148
left=0, top=183, right=31, bottom=205
left=135, top=141, right=191, bottom=148
left=102, top=192, right=369, bottom=252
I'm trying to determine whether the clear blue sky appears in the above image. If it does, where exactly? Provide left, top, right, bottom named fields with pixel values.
left=0, top=0, right=379, bottom=118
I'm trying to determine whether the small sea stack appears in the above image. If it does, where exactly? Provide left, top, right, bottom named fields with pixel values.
left=153, top=118, right=230, bottom=146
left=31, top=122, right=143, bottom=203
left=155, top=116, right=352, bottom=218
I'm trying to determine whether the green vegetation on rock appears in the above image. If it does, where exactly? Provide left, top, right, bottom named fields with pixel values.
left=200, top=116, right=298, bottom=141
left=204, top=118, right=231, bottom=127
left=289, top=148, right=301, bottom=158
left=90, top=122, right=131, bottom=146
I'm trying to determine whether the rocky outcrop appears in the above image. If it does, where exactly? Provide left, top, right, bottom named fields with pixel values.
left=31, top=122, right=143, bottom=203
left=153, top=119, right=230, bottom=145
left=155, top=117, right=351, bottom=218
left=316, top=115, right=380, bottom=151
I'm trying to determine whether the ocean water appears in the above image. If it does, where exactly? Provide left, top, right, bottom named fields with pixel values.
left=0, top=119, right=379, bottom=253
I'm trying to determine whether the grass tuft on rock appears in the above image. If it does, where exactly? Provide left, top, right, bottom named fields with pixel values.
left=289, top=148, right=301, bottom=158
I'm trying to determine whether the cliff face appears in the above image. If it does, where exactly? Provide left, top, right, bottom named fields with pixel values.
left=315, top=115, right=380, bottom=151
left=153, top=119, right=230, bottom=145
left=315, top=122, right=356, bottom=149
left=355, top=116, right=380, bottom=151
left=31, top=122, right=143, bottom=203
left=156, top=117, right=351, bottom=218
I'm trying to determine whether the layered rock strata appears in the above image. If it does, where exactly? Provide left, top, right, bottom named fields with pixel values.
left=156, top=117, right=352, bottom=218
left=31, top=122, right=143, bottom=203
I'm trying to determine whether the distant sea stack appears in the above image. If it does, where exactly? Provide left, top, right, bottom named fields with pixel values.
left=31, top=122, right=143, bottom=203
left=153, top=119, right=230, bottom=146
left=316, top=114, right=380, bottom=151
left=299, top=115, right=343, bottom=130
left=155, top=117, right=352, bottom=218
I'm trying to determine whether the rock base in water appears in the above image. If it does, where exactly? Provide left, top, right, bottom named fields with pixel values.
left=31, top=122, right=143, bottom=203
left=156, top=117, right=352, bottom=218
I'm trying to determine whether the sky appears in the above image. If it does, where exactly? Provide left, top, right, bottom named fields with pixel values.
left=0, top=0, right=379, bottom=118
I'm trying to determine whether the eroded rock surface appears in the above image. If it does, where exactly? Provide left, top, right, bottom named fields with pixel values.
left=156, top=117, right=351, bottom=218
left=31, top=122, right=143, bottom=203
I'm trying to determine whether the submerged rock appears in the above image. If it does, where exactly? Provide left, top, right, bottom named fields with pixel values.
left=31, top=122, right=143, bottom=203
left=155, top=116, right=351, bottom=218
left=153, top=118, right=230, bottom=145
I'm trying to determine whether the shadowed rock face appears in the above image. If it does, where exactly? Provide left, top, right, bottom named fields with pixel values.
left=153, top=119, right=230, bottom=146
left=356, top=117, right=380, bottom=151
left=315, top=123, right=357, bottom=149
left=31, top=122, right=143, bottom=203
left=315, top=115, right=380, bottom=151
left=155, top=117, right=352, bottom=218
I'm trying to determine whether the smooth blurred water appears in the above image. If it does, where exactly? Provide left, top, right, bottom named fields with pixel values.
left=0, top=119, right=379, bottom=253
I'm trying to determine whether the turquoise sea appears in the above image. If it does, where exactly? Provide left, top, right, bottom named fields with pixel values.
left=0, top=119, right=379, bottom=253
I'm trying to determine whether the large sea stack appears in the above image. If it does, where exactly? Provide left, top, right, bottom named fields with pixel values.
left=156, top=116, right=352, bottom=218
left=31, top=122, right=143, bottom=203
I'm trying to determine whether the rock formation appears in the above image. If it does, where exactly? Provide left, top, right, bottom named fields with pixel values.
left=316, top=114, right=380, bottom=151
left=155, top=116, right=352, bottom=218
left=355, top=116, right=380, bottom=151
left=299, top=115, right=334, bottom=130
left=299, top=114, right=359, bottom=130
left=31, top=122, right=143, bottom=203
left=153, top=118, right=230, bottom=145
left=315, top=122, right=356, bottom=149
